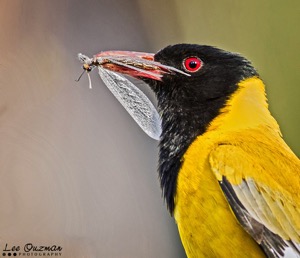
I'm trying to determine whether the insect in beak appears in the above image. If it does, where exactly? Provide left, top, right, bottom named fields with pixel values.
left=76, top=51, right=167, bottom=140
left=76, top=50, right=189, bottom=139
left=77, top=51, right=190, bottom=82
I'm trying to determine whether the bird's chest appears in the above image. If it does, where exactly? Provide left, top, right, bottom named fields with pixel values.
left=173, top=135, right=262, bottom=257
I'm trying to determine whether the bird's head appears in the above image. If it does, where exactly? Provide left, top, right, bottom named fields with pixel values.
left=145, top=44, right=258, bottom=107
left=93, top=44, right=258, bottom=135
left=79, top=44, right=260, bottom=213
left=91, top=44, right=258, bottom=115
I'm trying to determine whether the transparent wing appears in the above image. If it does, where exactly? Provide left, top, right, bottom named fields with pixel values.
left=98, top=67, right=162, bottom=140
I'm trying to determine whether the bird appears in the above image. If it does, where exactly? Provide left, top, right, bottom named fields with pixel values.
left=80, top=44, right=300, bottom=257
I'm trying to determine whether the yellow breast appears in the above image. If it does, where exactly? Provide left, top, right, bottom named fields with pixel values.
left=174, top=135, right=266, bottom=257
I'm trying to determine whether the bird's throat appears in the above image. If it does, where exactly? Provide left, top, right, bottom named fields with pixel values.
left=157, top=86, right=233, bottom=214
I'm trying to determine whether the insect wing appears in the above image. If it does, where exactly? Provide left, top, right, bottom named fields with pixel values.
left=98, top=67, right=162, bottom=140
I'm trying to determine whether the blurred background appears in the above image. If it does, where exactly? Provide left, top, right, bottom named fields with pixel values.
left=0, top=0, right=298, bottom=257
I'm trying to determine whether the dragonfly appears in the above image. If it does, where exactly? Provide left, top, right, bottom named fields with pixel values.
left=77, top=51, right=190, bottom=140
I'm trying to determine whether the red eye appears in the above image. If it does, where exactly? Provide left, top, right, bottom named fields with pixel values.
left=183, top=57, right=202, bottom=72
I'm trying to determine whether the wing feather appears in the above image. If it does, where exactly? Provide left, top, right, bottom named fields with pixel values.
left=209, top=144, right=300, bottom=257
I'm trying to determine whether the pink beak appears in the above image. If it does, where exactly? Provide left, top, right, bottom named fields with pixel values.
left=89, top=50, right=189, bottom=81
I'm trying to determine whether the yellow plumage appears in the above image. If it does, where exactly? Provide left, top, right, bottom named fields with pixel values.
left=174, top=77, right=300, bottom=257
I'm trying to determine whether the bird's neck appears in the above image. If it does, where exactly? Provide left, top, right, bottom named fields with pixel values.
left=206, top=77, right=280, bottom=134
left=156, top=76, right=280, bottom=214
left=157, top=85, right=230, bottom=213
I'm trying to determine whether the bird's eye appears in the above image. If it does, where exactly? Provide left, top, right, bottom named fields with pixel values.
left=183, top=57, right=202, bottom=73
